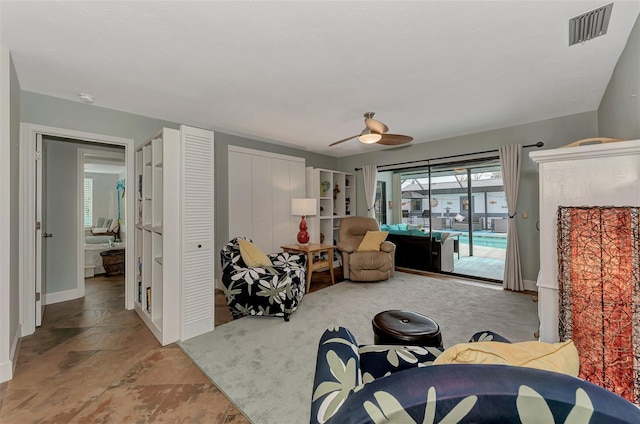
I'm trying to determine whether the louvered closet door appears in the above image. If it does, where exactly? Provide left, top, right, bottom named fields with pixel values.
left=181, top=125, right=215, bottom=340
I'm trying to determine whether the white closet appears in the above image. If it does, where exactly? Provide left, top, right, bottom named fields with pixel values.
left=228, top=146, right=305, bottom=253
left=135, top=125, right=215, bottom=345
left=530, top=139, right=640, bottom=343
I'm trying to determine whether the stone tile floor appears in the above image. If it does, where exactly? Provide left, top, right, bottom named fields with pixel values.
left=0, top=268, right=340, bottom=423
left=0, top=275, right=249, bottom=424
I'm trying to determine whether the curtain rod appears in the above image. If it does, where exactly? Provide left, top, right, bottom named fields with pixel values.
left=354, top=141, right=544, bottom=171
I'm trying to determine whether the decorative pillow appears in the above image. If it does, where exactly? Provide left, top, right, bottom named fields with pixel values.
left=95, top=217, right=105, bottom=228
left=454, top=213, right=465, bottom=222
left=238, top=239, right=273, bottom=267
left=387, top=224, right=399, bottom=231
left=357, top=231, right=389, bottom=252
left=398, top=223, right=409, bottom=231
left=433, top=339, right=579, bottom=377
left=108, top=218, right=119, bottom=233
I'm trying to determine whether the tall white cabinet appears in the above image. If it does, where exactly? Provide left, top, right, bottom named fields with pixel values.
left=305, top=167, right=356, bottom=248
left=228, top=146, right=306, bottom=253
left=530, top=139, right=640, bottom=343
left=135, top=125, right=215, bottom=345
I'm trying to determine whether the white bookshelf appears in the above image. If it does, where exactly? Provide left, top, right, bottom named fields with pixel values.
left=305, top=167, right=356, bottom=256
left=134, top=128, right=180, bottom=345
left=135, top=126, right=218, bottom=345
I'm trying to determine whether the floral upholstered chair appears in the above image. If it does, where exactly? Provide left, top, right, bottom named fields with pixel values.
left=220, top=237, right=306, bottom=321
left=310, top=327, right=640, bottom=423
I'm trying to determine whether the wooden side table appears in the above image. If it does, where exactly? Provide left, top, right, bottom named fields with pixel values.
left=280, top=243, right=335, bottom=293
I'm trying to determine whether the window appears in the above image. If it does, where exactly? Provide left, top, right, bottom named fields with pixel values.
left=84, top=177, right=93, bottom=227
left=375, top=181, right=387, bottom=224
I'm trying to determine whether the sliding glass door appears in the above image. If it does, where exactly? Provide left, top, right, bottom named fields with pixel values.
left=386, top=158, right=507, bottom=282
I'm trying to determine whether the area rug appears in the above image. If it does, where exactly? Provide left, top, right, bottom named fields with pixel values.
left=179, top=271, right=538, bottom=424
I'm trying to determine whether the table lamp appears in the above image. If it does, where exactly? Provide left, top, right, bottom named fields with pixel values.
left=291, top=198, right=317, bottom=245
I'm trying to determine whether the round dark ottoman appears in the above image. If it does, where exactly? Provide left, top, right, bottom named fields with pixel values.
left=372, top=310, right=443, bottom=347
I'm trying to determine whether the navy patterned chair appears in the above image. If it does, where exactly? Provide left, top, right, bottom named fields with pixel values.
left=220, top=237, right=307, bottom=321
left=311, top=327, right=640, bottom=423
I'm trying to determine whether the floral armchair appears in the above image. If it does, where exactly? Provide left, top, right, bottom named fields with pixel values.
left=220, top=237, right=307, bottom=321
left=311, top=327, right=640, bottom=423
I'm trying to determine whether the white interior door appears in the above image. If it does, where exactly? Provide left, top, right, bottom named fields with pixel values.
left=35, top=133, right=46, bottom=326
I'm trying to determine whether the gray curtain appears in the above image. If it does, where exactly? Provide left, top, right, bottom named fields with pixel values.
left=499, top=144, right=523, bottom=291
left=362, top=165, right=378, bottom=219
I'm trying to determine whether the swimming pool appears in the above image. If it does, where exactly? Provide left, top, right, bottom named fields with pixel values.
left=458, top=234, right=507, bottom=249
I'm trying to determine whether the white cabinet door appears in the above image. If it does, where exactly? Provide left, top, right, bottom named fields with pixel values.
left=228, top=151, right=253, bottom=240
left=181, top=125, right=215, bottom=340
left=228, top=146, right=305, bottom=253
left=289, top=160, right=306, bottom=240
left=272, top=158, right=292, bottom=252
left=251, top=156, right=273, bottom=252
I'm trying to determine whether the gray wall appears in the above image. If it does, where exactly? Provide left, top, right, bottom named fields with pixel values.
left=0, top=49, right=21, bottom=382
left=598, top=15, right=640, bottom=139
left=21, top=91, right=180, bottom=147
left=21, top=92, right=339, bottom=285
left=9, top=51, right=20, bottom=370
left=337, top=111, right=599, bottom=282
left=86, top=173, right=120, bottom=225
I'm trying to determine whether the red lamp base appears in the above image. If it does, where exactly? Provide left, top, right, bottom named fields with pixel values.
left=297, top=215, right=309, bottom=245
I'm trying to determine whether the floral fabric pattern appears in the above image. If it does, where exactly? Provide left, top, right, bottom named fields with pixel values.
left=220, top=237, right=306, bottom=321
left=310, top=327, right=640, bottom=424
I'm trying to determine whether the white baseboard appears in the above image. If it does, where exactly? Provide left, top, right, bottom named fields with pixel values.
left=523, top=279, right=538, bottom=292
left=0, top=359, right=12, bottom=383
left=45, top=288, right=81, bottom=305
left=0, top=322, right=22, bottom=383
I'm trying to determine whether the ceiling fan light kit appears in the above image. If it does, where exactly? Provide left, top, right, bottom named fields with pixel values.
left=359, top=129, right=382, bottom=144
left=330, top=112, right=413, bottom=147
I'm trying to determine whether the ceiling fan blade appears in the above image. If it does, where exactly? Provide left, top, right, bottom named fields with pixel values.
left=376, top=134, right=414, bottom=146
left=329, top=134, right=358, bottom=147
left=365, top=117, right=389, bottom=134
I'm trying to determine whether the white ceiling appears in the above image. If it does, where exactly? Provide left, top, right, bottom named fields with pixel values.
left=2, top=1, right=638, bottom=157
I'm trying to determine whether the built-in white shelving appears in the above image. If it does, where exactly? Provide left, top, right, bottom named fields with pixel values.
left=134, top=125, right=216, bottom=345
left=305, top=167, right=356, bottom=253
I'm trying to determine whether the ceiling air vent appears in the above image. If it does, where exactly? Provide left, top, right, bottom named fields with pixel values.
left=569, top=2, right=614, bottom=46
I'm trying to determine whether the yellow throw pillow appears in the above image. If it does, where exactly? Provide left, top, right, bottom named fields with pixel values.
left=357, top=231, right=389, bottom=252
left=238, top=239, right=273, bottom=267
left=433, top=340, right=579, bottom=377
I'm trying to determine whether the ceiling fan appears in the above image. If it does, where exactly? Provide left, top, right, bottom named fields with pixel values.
left=329, top=112, right=414, bottom=147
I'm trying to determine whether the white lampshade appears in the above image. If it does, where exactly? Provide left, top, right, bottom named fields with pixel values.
left=291, top=198, right=317, bottom=216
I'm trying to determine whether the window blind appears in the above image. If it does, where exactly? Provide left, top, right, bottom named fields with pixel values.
left=84, top=177, right=93, bottom=227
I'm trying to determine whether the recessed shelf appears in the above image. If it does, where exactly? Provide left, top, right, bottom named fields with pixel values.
left=306, top=167, right=355, bottom=245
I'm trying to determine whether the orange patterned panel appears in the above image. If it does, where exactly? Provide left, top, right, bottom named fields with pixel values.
left=558, top=207, right=639, bottom=405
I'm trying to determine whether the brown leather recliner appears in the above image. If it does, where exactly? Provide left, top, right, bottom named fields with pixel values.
left=337, top=216, right=396, bottom=282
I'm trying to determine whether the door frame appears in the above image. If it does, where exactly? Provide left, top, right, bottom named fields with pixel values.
left=77, top=148, right=126, bottom=299
left=20, top=123, right=134, bottom=336
left=35, top=133, right=44, bottom=326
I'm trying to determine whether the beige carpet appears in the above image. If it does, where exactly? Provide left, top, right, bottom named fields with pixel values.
left=179, top=271, right=538, bottom=424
